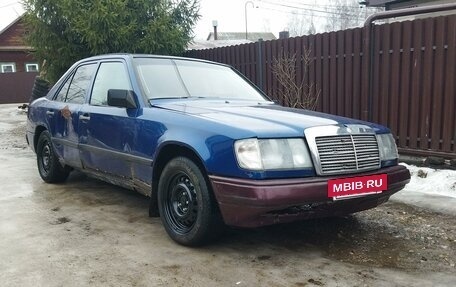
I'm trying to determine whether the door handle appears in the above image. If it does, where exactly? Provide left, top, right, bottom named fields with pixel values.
left=46, top=110, right=54, bottom=116
left=79, top=113, right=90, bottom=121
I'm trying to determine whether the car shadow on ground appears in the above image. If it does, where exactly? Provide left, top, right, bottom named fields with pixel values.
left=46, top=171, right=453, bottom=272
left=218, top=214, right=409, bottom=268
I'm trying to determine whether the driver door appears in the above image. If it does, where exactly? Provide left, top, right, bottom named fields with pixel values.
left=78, top=61, right=139, bottom=179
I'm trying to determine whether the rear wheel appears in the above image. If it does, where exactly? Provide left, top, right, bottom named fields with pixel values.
left=158, top=157, right=223, bottom=246
left=36, top=131, right=70, bottom=183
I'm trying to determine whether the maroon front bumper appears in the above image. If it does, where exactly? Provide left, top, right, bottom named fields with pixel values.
left=209, top=165, right=410, bottom=228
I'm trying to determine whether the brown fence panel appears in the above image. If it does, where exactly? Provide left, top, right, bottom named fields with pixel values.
left=337, top=30, right=344, bottom=116
left=398, top=21, right=412, bottom=149
left=314, top=33, right=323, bottom=112
left=420, top=17, right=434, bottom=151
left=431, top=17, right=446, bottom=152
left=185, top=14, right=456, bottom=158
left=321, top=33, right=330, bottom=114
left=389, top=22, right=400, bottom=137
left=442, top=15, right=456, bottom=153
left=353, top=28, right=363, bottom=120
left=344, top=29, right=353, bottom=118
left=0, top=72, right=37, bottom=104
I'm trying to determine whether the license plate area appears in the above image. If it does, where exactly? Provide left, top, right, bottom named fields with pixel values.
left=328, top=174, right=388, bottom=200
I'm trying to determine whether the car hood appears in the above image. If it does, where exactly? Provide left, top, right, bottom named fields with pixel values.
left=152, top=100, right=389, bottom=137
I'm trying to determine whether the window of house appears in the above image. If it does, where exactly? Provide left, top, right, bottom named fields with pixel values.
left=26, top=63, right=39, bottom=72
left=90, top=62, right=131, bottom=106
left=1, top=63, right=16, bottom=73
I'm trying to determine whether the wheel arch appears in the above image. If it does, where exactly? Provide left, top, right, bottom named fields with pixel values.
left=149, top=142, right=213, bottom=217
left=34, top=125, right=47, bottom=151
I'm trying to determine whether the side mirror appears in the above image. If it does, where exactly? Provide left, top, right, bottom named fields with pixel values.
left=107, top=89, right=138, bottom=109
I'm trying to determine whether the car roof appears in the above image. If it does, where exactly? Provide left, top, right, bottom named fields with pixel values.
left=77, top=53, right=229, bottom=67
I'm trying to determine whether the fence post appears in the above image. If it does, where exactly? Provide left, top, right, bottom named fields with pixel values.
left=256, top=38, right=264, bottom=91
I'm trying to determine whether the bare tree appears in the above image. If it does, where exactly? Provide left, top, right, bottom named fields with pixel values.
left=286, top=10, right=316, bottom=37
left=262, top=18, right=272, bottom=34
left=271, top=47, right=320, bottom=110
left=324, top=0, right=383, bottom=32
left=283, top=1, right=383, bottom=35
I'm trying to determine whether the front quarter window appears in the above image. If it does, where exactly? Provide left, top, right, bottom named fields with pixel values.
left=54, top=73, right=73, bottom=102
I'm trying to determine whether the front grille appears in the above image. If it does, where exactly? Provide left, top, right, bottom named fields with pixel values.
left=315, top=134, right=380, bottom=175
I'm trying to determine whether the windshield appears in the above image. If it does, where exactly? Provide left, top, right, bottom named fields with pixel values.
left=134, top=58, right=268, bottom=101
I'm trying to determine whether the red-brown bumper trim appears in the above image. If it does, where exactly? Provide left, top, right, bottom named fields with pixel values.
left=209, top=165, right=411, bottom=228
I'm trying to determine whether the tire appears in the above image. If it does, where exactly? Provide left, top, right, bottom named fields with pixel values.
left=36, top=131, right=70, bottom=183
left=158, top=157, right=223, bottom=246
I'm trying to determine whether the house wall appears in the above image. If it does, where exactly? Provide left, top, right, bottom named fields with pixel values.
left=0, top=19, right=27, bottom=47
left=0, top=17, right=38, bottom=74
left=0, top=51, right=36, bottom=73
left=0, top=17, right=39, bottom=103
left=387, top=0, right=456, bottom=20
left=387, top=0, right=455, bottom=10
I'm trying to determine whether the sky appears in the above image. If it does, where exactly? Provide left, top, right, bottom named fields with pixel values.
left=0, top=0, right=23, bottom=31
left=192, top=0, right=324, bottom=39
left=0, top=0, right=368, bottom=39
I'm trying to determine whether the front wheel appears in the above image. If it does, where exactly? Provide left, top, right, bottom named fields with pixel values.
left=158, top=157, right=223, bottom=246
left=36, top=130, right=70, bottom=183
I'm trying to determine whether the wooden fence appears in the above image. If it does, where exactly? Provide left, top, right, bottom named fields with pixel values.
left=0, top=72, right=37, bottom=104
left=186, top=14, right=456, bottom=158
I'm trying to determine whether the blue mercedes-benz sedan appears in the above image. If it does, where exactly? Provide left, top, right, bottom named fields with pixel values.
left=27, top=54, right=410, bottom=246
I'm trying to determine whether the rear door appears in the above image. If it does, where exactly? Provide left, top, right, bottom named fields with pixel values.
left=78, top=61, right=139, bottom=179
left=48, top=63, right=97, bottom=168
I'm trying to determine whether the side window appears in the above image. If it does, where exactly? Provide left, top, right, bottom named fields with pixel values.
left=91, top=62, right=132, bottom=106
left=54, top=73, right=74, bottom=102
left=65, top=64, right=97, bottom=104
left=0, top=63, right=16, bottom=73
left=26, top=63, right=39, bottom=72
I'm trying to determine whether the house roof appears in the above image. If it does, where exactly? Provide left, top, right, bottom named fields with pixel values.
left=206, top=32, right=276, bottom=41
left=0, top=15, right=32, bottom=51
left=188, top=39, right=253, bottom=50
left=0, top=15, right=23, bottom=36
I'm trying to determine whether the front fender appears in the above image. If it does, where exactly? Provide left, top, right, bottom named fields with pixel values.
left=155, top=129, right=240, bottom=177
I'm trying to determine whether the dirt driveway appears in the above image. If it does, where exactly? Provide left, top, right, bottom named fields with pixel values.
left=1, top=104, right=455, bottom=286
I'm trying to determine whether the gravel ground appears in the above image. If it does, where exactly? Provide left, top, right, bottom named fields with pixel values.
left=1, top=104, right=455, bottom=287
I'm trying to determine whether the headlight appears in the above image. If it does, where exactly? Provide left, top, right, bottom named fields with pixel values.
left=234, top=138, right=313, bottom=170
left=376, top=133, right=398, bottom=161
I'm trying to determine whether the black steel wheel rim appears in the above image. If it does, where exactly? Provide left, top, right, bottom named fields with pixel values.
left=40, top=141, right=52, bottom=175
left=164, top=172, right=198, bottom=234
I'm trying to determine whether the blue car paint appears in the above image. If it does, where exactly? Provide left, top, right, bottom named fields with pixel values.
left=78, top=105, right=140, bottom=178
left=27, top=54, right=393, bottom=188
left=146, top=99, right=391, bottom=179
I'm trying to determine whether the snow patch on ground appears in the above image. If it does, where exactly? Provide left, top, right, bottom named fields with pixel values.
left=400, top=163, right=456, bottom=199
